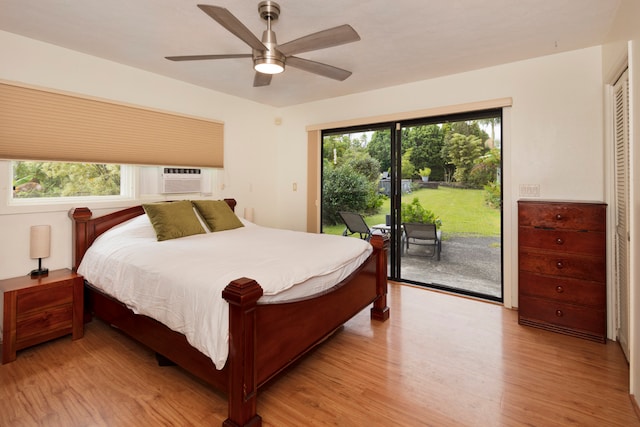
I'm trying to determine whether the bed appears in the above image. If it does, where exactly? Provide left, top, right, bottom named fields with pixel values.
left=69, top=199, right=389, bottom=427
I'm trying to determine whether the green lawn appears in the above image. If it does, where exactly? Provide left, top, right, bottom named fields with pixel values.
left=324, top=186, right=500, bottom=237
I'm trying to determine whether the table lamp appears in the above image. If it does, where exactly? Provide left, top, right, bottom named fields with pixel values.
left=30, top=225, right=50, bottom=277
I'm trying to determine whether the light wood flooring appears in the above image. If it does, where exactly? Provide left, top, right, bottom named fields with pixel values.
left=1, top=282, right=638, bottom=426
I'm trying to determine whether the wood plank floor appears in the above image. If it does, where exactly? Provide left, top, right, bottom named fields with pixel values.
left=1, top=282, right=638, bottom=426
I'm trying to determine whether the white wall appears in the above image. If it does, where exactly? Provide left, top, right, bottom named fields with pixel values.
left=602, top=0, right=640, bottom=405
left=0, top=31, right=607, bottom=308
left=279, top=46, right=605, bottom=311
left=0, top=31, right=279, bottom=280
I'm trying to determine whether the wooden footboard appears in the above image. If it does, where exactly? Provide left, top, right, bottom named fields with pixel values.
left=70, top=202, right=389, bottom=427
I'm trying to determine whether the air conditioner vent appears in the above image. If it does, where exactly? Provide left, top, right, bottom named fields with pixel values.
left=161, top=168, right=202, bottom=194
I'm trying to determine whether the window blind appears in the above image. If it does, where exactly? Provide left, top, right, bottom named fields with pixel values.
left=0, top=82, right=224, bottom=167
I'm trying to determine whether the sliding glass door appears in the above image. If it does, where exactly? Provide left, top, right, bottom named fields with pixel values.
left=321, top=110, right=503, bottom=302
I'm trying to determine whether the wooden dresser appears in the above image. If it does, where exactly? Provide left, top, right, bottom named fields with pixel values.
left=518, top=200, right=606, bottom=342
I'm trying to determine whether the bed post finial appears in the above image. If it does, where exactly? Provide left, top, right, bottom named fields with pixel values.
left=222, top=277, right=264, bottom=427
left=69, top=207, right=93, bottom=272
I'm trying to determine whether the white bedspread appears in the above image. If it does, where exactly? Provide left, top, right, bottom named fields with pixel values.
left=78, top=214, right=373, bottom=369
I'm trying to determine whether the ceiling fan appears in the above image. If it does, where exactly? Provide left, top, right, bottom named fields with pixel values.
left=165, top=2, right=361, bottom=87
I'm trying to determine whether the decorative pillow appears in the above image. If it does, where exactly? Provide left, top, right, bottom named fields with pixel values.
left=192, top=200, right=244, bottom=232
left=142, top=200, right=206, bottom=241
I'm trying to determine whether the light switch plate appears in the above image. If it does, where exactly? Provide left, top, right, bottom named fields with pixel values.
left=519, top=184, right=540, bottom=197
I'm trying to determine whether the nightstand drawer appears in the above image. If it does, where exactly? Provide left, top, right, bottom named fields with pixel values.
left=519, top=271, right=605, bottom=307
left=16, top=282, right=73, bottom=314
left=16, top=304, right=73, bottom=348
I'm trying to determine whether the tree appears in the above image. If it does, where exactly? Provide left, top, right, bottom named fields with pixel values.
left=444, top=133, right=484, bottom=184
left=13, top=161, right=120, bottom=198
left=401, top=148, right=416, bottom=179
left=404, top=124, right=446, bottom=181
left=478, top=117, right=500, bottom=148
left=346, top=156, right=385, bottom=214
left=469, top=148, right=500, bottom=188
left=367, top=130, right=391, bottom=173
left=322, top=134, right=352, bottom=167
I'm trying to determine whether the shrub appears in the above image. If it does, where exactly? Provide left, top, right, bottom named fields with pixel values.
left=418, top=167, right=431, bottom=177
left=484, top=181, right=501, bottom=209
left=322, top=165, right=370, bottom=225
left=401, top=197, right=441, bottom=228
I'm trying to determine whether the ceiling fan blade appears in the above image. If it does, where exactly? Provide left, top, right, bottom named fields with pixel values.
left=197, top=4, right=266, bottom=51
left=166, top=54, right=252, bottom=61
left=253, top=72, right=273, bottom=87
left=278, top=24, right=360, bottom=56
left=286, top=56, right=352, bottom=81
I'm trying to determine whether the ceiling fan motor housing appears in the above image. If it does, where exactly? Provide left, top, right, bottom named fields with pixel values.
left=258, top=1, right=280, bottom=21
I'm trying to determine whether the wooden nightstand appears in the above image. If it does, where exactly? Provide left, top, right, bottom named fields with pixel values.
left=1, top=268, right=84, bottom=364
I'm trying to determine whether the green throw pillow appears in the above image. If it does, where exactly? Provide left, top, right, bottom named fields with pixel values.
left=143, top=200, right=206, bottom=241
left=192, top=200, right=244, bottom=232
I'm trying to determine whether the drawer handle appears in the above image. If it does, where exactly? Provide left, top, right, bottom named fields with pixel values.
left=555, top=310, right=563, bottom=317
left=556, top=261, right=564, bottom=269
left=555, top=285, right=564, bottom=293
left=556, top=214, right=563, bottom=220
left=555, top=238, right=564, bottom=245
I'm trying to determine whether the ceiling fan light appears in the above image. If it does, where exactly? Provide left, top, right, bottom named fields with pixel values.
left=254, top=57, right=285, bottom=74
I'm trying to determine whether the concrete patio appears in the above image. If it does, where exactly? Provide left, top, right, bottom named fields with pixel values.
left=397, top=235, right=502, bottom=299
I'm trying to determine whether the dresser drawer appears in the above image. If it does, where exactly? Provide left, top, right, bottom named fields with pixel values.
left=518, top=202, right=605, bottom=231
left=519, top=271, right=605, bottom=307
left=519, top=227, right=605, bottom=257
left=519, top=250, right=605, bottom=282
left=16, top=282, right=73, bottom=314
left=519, top=295, right=605, bottom=339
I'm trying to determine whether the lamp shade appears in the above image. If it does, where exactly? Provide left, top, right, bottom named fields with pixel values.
left=30, top=225, right=51, bottom=259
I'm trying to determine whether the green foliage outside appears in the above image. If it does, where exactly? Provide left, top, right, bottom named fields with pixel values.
left=322, top=118, right=501, bottom=228
left=324, top=187, right=500, bottom=238
left=322, top=164, right=370, bottom=225
left=418, top=167, right=431, bottom=177
left=400, top=197, right=441, bottom=228
left=13, top=161, right=121, bottom=198
left=322, top=134, right=386, bottom=225
left=444, top=133, right=484, bottom=183
left=469, top=148, right=500, bottom=188
left=401, top=148, right=416, bottom=179
left=404, top=124, right=446, bottom=181
left=484, top=181, right=501, bottom=209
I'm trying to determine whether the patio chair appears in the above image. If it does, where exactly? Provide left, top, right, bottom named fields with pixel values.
left=402, top=222, right=442, bottom=260
left=338, top=211, right=375, bottom=240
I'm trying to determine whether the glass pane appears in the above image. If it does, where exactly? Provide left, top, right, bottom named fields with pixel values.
left=321, top=128, right=392, bottom=276
left=399, top=118, right=502, bottom=300
left=12, top=161, right=121, bottom=198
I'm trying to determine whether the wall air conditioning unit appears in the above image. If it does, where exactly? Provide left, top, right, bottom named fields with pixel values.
left=161, top=168, right=202, bottom=194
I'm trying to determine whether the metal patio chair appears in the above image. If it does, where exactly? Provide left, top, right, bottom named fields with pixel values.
left=402, top=222, right=442, bottom=260
left=338, top=211, right=375, bottom=240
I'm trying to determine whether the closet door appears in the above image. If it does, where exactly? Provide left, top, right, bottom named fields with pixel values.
left=613, top=69, right=630, bottom=360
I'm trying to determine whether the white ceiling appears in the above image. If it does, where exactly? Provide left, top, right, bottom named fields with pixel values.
left=0, top=0, right=621, bottom=107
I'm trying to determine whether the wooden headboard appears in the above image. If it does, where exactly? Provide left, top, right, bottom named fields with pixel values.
left=68, top=198, right=237, bottom=272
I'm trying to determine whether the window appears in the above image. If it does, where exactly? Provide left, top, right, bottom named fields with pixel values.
left=12, top=161, right=130, bottom=200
